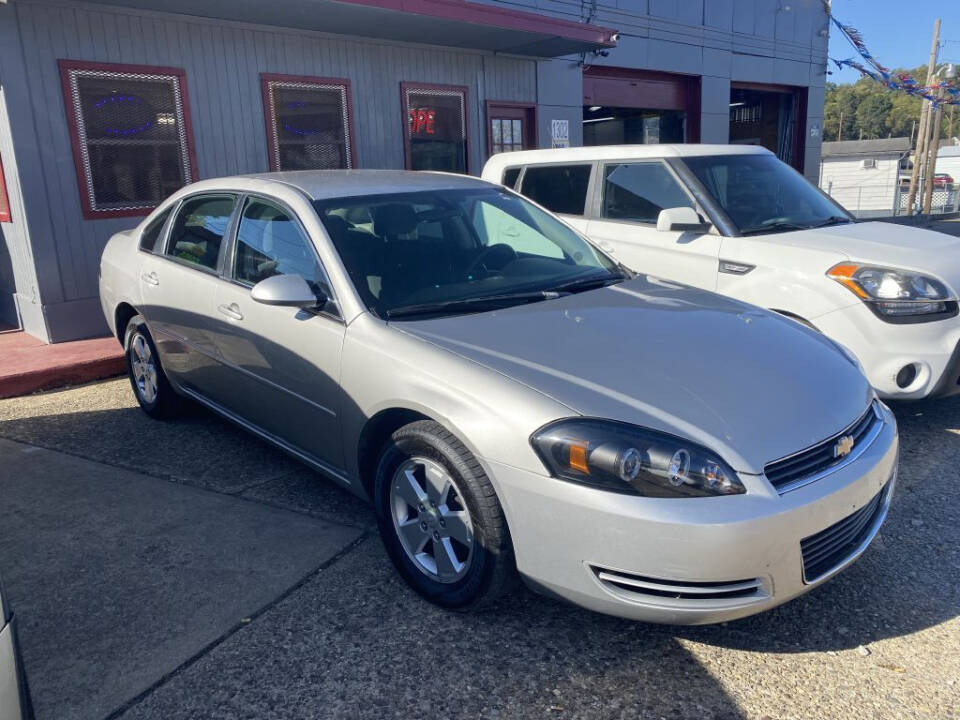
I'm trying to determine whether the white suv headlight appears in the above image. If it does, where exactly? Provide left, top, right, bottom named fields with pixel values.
left=827, top=263, right=957, bottom=321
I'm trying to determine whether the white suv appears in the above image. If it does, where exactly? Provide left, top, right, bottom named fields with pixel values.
left=483, top=145, right=960, bottom=400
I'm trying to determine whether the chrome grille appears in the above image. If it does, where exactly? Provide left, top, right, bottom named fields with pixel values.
left=764, top=402, right=882, bottom=493
left=800, top=484, right=888, bottom=583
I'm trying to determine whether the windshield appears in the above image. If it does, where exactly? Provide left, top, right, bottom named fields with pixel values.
left=682, top=154, right=853, bottom=235
left=314, top=188, right=621, bottom=318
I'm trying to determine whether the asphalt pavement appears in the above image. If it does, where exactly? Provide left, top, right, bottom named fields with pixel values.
left=0, top=378, right=958, bottom=720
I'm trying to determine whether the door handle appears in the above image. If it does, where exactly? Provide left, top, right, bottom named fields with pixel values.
left=217, top=303, right=243, bottom=321
left=140, top=271, right=160, bottom=286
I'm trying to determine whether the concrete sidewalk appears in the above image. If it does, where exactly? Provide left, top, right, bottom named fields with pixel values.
left=0, top=328, right=124, bottom=399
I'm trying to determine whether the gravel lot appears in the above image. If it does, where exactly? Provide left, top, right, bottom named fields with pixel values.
left=0, top=377, right=958, bottom=719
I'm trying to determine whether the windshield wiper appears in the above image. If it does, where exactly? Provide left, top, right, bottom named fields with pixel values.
left=385, top=291, right=561, bottom=319
left=809, top=215, right=854, bottom=229
left=545, top=272, right=629, bottom=294
left=739, top=221, right=809, bottom=235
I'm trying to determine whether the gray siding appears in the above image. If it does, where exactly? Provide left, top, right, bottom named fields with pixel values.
left=2, top=0, right=536, bottom=340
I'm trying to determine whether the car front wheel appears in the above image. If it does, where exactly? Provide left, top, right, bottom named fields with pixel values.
left=374, top=420, right=516, bottom=610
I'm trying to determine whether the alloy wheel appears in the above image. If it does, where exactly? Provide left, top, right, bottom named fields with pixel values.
left=390, top=457, right=475, bottom=583
left=130, top=332, right=159, bottom=404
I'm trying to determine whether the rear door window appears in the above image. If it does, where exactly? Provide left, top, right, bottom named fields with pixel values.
left=165, top=194, right=237, bottom=272
left=519, top=164, right=592, bottom=216
left=501, top=167, right=521, bottom=189
left=139, top=207, right=173, bottom=253
left=601, top=162, right=693, bottom=223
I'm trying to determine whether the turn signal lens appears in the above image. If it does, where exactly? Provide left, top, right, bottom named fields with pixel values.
left=826, top=263, right=869, bottom=299
left=531, top=420, right=745, bottom=498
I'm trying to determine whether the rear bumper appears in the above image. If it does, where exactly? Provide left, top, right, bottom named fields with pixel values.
left=813, top=302, right=960, bottom=399
left=483, top=403, right=899, bottom=624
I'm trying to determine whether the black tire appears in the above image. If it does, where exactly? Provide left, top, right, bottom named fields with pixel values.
left=124, top=315, right=182, bottom=419
left=374, top=420, right=517, bottom=611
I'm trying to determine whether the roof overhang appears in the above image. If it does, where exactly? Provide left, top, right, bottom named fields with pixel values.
left=87, top=0, right=619, bottom=57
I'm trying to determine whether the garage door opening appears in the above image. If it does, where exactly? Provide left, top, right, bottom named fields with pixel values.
left=729, top=83, right=807, bottom=171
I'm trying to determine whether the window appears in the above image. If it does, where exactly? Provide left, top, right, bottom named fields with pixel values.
left=233, top=198, right=327, bottom=292
left=490, top=118, right=523, bottom=154
left=520, top=165, right=592, bottom=216
left=59, top=60, right=196, bottom=219
left=501, top=167, right=521, bottom=189
left=166, top=195, right=236, bottom=272
left=471, top=201, right=563, bottom=259
left=261, top=74, right=354, bottom=171
left=0, top=153, right=10, bottom=223
left=402, top=83, right=468, bottom=173
left=139, top=207, right=173, bottom=252
left=602, top=163, right=693, bottom=223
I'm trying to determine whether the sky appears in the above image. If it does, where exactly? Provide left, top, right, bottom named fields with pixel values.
left=827, top=0, right=960, bottom=85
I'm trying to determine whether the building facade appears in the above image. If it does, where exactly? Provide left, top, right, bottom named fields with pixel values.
left=0, top=0, right=830, bottom=343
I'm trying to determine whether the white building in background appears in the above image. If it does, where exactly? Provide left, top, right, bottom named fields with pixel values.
left=938, top=144, right=960, bottom=183
left=819, top=138, right=911, bottom=218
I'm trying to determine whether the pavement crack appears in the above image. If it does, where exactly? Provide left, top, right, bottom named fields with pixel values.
left=99, top=530, right=372, bottom=720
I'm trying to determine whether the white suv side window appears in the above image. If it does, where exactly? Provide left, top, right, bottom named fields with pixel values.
left=602, top=162, right=694, bottom=223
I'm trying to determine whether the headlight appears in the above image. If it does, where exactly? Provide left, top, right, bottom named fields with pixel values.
left=827, top=263, right=956, bottom=320
left=530, top=419, right=745, bottom=498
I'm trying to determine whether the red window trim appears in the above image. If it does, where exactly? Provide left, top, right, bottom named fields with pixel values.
left=0, top=153, right=11, bottom=223
left=260, top=73, right=357, bottom=172
left=485, top=100, right=537, bottom=157
left=400, top=82, right=470, bottom=173
left=58, top=59, right=199, bottom=220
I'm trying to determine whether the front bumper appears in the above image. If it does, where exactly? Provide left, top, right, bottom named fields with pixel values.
left=0, top=616, right=29, bottom=720
left=483, top=403, right=898, bottom=625
left=813, top=302, right=960, bottom=399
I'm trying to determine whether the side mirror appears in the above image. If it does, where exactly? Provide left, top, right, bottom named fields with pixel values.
left=656, top=207, right=710, bottom=233
left=250, top=274, right=323, bottom=308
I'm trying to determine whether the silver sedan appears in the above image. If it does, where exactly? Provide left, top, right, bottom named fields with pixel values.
left=98, top=171, right=898, bottom=623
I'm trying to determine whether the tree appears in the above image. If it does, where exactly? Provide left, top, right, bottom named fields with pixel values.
left=855, top=93, right=893, bottom=138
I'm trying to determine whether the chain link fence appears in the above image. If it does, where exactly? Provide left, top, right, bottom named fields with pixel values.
left=821, top=179, right=959, bottom=219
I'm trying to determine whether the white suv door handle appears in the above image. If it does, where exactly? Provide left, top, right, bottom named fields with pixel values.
left=140, top=271, right=159, bottom=286
left=218, top=303, right=243, bottom=321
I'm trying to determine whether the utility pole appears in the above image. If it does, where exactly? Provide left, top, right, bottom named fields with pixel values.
left=906, top=18, right=941, bottom=215
left=838, top=110, right=843, bottom=141
left=922, top=88, right=944, bottom=214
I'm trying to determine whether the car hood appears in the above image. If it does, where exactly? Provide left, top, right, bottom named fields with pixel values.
left=772, top=222, right=960, bottom=289
left=395, top=276, right=874, bottom=474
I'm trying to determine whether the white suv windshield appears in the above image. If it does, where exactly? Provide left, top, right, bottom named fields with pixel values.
left=314, top=188, right=622, bottom=319
left=682, top=154, right=853, bottom=235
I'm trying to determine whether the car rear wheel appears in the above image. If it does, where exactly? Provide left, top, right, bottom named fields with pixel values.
left=374, top=420, right=516, bottom=610
left=124, top=315, right=181, bottom=419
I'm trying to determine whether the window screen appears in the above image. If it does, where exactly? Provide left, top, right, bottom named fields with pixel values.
left=491, top=118, right=523, bottom=154
left=602, top=163, right=693, bottom=223
left=166, top=195, right=236, bottom=272
left=139, top=207, right=173, bottom=253
left=403, top=84, right=468, bottom=173
left=0, top=153, right=10, bottom=223
left=59, top=61, right=194, bottom=218
left=520, top=165, right=591, bottom=216
left=262, top=75, right=353, bottom=171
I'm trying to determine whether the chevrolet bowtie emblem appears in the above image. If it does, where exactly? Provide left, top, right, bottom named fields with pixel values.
left=834, top=435, right=855, bottom=458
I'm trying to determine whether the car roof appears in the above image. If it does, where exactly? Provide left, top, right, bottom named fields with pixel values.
left=481, top=143, right=774, bottom=174
left=235, top=169, right=497, bottom=201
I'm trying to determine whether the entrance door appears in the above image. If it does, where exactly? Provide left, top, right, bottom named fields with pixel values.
left=487, top=103, right=536, bottom=156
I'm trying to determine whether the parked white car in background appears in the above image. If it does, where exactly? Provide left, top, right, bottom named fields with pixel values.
left=483, top=145, right=960, bottom=399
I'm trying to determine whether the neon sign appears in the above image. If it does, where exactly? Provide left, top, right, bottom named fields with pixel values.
left=408, top=108, right=437, bottom=135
